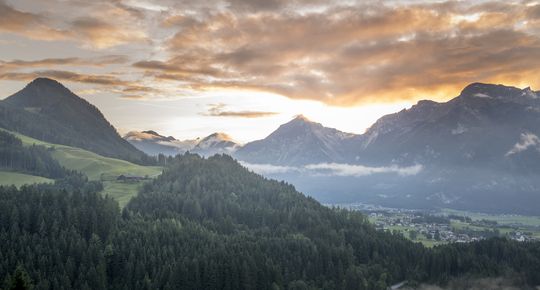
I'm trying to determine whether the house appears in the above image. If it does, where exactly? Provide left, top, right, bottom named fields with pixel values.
left=116, top=174, right=146, bottom=182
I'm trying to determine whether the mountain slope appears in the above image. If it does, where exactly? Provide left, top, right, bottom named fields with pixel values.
left=4, top=128, right=162, bottom=180
left=235, top=115, right=358, bottom=165
left=3, top=128, right=162, bottom=206
left=0, top=78, right=149, bottom=164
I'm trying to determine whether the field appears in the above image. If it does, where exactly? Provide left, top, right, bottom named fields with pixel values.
left=0, top=171, right=53, bottom=187
left=1, top=128, right=162, bottom=205
left=49, top=146, right=162, bottom=180
left=101, top=181, right=144, bottom=208
left=441, top=208, right=540, bottom=227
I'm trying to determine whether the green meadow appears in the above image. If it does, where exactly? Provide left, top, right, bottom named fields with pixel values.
left=0, top=171, right=53, bottom=187
left=1, top=128, right=162, bottom=205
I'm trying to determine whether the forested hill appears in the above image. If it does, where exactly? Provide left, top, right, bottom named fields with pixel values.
left=0, top=78, right=151, bottom=165
left=1, top=154, right=540, bottom=289
left=126, top=153, right=426, bottom=288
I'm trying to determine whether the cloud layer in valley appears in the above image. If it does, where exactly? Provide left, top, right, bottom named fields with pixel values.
left=241, top=161, right=423, bottom=177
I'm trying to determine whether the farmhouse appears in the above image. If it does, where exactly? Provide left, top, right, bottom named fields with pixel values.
left=116, top=174, right=146, bottom=182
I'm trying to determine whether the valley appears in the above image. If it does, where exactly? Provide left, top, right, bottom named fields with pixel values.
left=336, top=203, right=540, bottom=247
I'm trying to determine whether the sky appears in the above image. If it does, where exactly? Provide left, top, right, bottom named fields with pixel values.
left=1, top=0, right=540, bottom=143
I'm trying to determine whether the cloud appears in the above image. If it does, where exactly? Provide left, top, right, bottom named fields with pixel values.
left=0, top=70, right=129, bottom=86
left=0, top=0, right=42, bottom=31
left=0, top=54, right=165, bottom=100
left=203, top=103, right=278, bottom=118
left=0, top=0, right=66, bottom=40
left=0, top=56, right=163, bottom=100
left=240, top=162, right=300, bottom=174
left=305, top=163, right=423, bottom=177
left=506, top=133, right=540, bottom=156
left=123, top=1, right=540, bottom=105
left=119, top=94, right=146, bottom=100
left=241, top=161, right=423, bottom=176
left=0, top=0, right=148, bottom=48
left=4, top=0, right=540, bottom=104
left=0, top=55, right=129, bottom=69
left=70, top=16, right=148, bottom=49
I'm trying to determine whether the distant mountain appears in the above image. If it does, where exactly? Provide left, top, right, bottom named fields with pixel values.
left=235, top=115, right=358, bottom=165
left=192, top=132, right=239, bottom=156
left=124, top=130, right=239, bottom=157
left=357, top=83, right=540, bottom=168
left=0, top=78, right=149, bottom=164
left=237, top=84, right=540, bottom=214
left=124, top=130, right=198, bottom=156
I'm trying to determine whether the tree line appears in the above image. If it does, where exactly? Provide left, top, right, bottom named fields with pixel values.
left=0, top=131, right=69, bottom=178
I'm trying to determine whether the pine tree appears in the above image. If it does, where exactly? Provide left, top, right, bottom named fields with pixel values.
left=5, top=265, right=33, bottom=290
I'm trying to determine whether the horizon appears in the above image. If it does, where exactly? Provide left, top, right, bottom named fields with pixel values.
left=2, top=0, right=540, bottom=142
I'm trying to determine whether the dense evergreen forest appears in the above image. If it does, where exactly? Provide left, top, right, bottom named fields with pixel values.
left=0, top=131, right=69, bottom=178
left=1, top=153, right=540, bottom=290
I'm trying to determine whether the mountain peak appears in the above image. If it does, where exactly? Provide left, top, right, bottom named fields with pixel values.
left=6, top=78, right=76, bottom=107
left=459, top=82, right=524, bottom=99
left=202, top=132, right=234, bottom=142
left=125, top=130, right=176, bottom=142
left=236, top=114, right=356, bottom=165
left=195, top=132, right=239, bottom=154
left=292, top=114, right=311, bottom=122
left=29, top=77, right=63, bottom=86
left=141, top=130, right=161, bottom=137
left=26, top=77, right=72, bottom=95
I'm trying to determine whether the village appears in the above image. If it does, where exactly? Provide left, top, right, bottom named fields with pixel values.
left=333, top=203, right=540, bottom=246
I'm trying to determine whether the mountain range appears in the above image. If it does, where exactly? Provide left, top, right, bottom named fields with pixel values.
left=124, top=82, right=540, bottom=214
left=2, top=78, right=539, bottom=214
left=124, top=130, right=239, bottom=157
left=129, top=82, right=540, bottom=172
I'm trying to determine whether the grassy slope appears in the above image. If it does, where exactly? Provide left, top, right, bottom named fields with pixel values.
left=0, top=128, right=162, bottom=205
left=0, top=171, right=53, bottom=187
